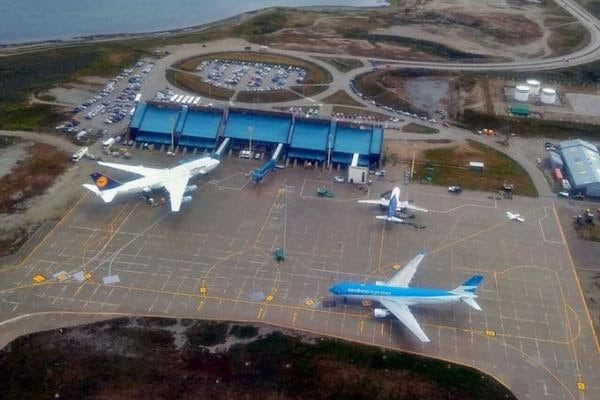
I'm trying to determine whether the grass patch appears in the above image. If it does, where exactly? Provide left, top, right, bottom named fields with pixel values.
left=415, top=139, right=538, bottom=197
left=185, top=321, right=229, bottom=348
left=166, top=69, right=234, bottom=100
left=229, top=324, right=259, bottom=339
left=313, top=56, right=364, bottom=72
left=289, top=85, right=329, bottom=97
left=235, top=89, right=301, bottom=103
left=174, top=51, right=332, bottom=85
left=574, top=222, right=600, bottom=242
left=457, top=109, right=600, bottom=140
left=547, top=23, right=589, bottom=55
left=402, top=123, right=439, bottom=134
left=332, top=106, right=391, bottom=120
left=0, top=142, right=70, bottom=214
left=0, top=103, right=67, bottom=131
left=322, top=90, right=365, bottom=107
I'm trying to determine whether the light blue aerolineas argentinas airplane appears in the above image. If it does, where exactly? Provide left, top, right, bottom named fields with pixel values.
left=82, top=157, right=220, bottom=212
left=358, top=187, right=428, bottom=223
left=329, top=251, right=484, bottom=342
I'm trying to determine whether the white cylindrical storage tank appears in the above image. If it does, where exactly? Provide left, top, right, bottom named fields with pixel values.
left=514, top=85, right=530, bottom=102
left=540, top=88, right=557, bottom=104
left=526, top=79, right=541, bottom=96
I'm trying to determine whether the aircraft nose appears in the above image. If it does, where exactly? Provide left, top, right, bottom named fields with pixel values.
left=329, top=284, right=341, bottom=295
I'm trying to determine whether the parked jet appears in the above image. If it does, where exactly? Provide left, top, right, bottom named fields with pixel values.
left=82, top=157, right=220, bottom=212
left=329, top=251, right=483, bottom=342
left=358, top=187, right=428, bottom=223
left=506, top=211, right=525, bottom=222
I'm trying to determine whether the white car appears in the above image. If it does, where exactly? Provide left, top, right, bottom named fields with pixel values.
left=448, top=186, right=462, bottom=193
left=333, top=176, right=345, bottom=183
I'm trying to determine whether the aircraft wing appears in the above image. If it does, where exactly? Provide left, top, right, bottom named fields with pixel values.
left=387, top=250, right=427, bottom=287
left=379, top=298, right=430, bottom=342
left=98, top=161, right=164, bottom=177
left=358, top=198, right=388, bottom=206
left=398, top=202, right=428, bottom=213
left=164, top=176, right=191, bottom=212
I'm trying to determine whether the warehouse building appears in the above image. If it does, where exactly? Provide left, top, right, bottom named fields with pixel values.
left=129, top=102, right=382, bottom=168
left=560, top=139, right=600, bottom=197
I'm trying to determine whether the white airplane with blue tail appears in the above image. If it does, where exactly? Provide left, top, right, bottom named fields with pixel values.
left=329, top=251, right=484, bottom=342
left=358, top=187, right=428, bottom=223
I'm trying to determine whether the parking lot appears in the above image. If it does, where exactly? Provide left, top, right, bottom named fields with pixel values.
left=55, top=58, right=155, bottom=142
left=195, top=59, right=306, bottom=92
left=0, top=152, right=598, bottom=399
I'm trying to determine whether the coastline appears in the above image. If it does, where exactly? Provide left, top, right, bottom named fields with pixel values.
left=0, top=3, right=390, bottom=52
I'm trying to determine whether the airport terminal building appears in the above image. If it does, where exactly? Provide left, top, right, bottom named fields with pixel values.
left=560, top=139, right=600, bottom=197
left=129, top=102, right=383, bottom=169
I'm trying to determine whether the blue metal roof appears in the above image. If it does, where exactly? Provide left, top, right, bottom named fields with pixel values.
left=129, top=103, right=147, bottom=130
left=180, top=109, right=222, bottom=139
left=140, top=107, right=180, bottom=134
left=370, top=127, right=383, bottom=155
left=224, top=111, right=291, bottom=144
left=560, top=139, right=600, bottom=187
left=290, top=119, right=330, bottom=151
left=334, top=125, right=372, bottom=155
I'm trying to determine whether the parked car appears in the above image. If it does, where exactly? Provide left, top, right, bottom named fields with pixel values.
left=448, top=186, right=462, bottom=193
left=333, top=176, right=345, bottom=183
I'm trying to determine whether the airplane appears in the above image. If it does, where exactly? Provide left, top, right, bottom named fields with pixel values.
left=329, top=251, right=484, bottom=343
left=506, top=211, right=525, bottom=222
left=82, top=156, right=220, bottom=212
left=358, top=187, right=428, bottom=223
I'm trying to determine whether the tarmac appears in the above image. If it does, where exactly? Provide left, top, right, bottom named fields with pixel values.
left=0, top=154, right=599, bottom=400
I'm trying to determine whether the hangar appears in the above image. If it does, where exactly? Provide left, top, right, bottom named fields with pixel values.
left=129, top=102, right=382, bottom=167
left=560, top=139, right=600, bottom=197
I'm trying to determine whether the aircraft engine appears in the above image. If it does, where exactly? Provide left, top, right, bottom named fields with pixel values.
left=373, top=308, right=391, bottom=318
left=184, top=185, right=198, bottom=194
left=181, top=196, right=193, bottom=204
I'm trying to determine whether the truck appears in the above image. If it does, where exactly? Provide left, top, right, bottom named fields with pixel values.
left=102, top=137, right=116, bottom=149
left=134, top=93, right=142, bottom=103
left=71, top=147, right=89, bottom=162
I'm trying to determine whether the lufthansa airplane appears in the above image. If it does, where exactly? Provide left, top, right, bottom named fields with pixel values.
left=82, top=157, right=220, bottom=212
left=358, top=187, right=428, bottom=223
left=329, top=251, right=484, bottom=342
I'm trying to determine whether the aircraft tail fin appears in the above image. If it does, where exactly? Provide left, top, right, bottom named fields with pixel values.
left=453, top=275, right=484, bottom=293
left=89, top=172, right=122, bottom=191
left=376, top=215, right=404, bottom=223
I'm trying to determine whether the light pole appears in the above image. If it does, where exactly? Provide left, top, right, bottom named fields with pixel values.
left=248, top=126, right=253, bottom=158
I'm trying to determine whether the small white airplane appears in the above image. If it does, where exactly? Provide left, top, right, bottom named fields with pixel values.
left=358, top=187, right=428, bottom=223
left=506, top=211, right=525, bottom=222
left=329, top=250, right=484, bottom=343
left=82, top=156, right=220, bottom=212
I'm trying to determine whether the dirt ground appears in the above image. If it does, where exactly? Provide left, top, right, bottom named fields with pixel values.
left=0, top=133, right=88, bottom=258
left=267, top=0, right=577, bottom=61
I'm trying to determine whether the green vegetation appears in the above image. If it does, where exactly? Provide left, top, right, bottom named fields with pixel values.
left=547, top=23, right=589, bottom=55
left=402, top=123, right=439, bottom=134
left=458, top=109, right=600, bottom=140
left=0, top=319, right=516, bottom=400
left=322, top=90, right=365, bottom=107
left=415, top=139, right=538, bottom=197
left=313, top=56, right=364, bottom=72
left=289, top=85, right=329, bottom=97
left=166, top=69, right=234, bottom=100
left=175, top=51, right=332, bottom=85
left=235, top=89, right=301, bottom=103
left=229, top=324, right=259, bottom=339
left=233, top=9, right=289, bottom=36
left=354, top=70, right=419, bottom=114
left=575, top=222, right=600, bottom=242
left=0, top=104, right=66, bottom=131
left=185, top=321, right=229, bottom=347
